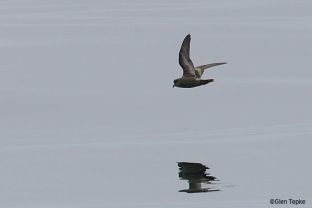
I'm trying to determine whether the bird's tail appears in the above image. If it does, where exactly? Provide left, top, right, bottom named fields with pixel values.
left=200, top=79, right=214, bottom=86
left=195, top=62, right=226, bottom=77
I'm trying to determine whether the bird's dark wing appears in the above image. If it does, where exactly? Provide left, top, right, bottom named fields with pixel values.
left=194, top=62, right=227, bottom=78
left=179, top=34, right=196, bottom=78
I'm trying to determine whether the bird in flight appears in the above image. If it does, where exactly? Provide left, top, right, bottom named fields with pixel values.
left=173, top=34, right=226, bottom=88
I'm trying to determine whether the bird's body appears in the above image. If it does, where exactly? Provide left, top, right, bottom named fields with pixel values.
left=173, top=77, right=214, bottom=88
left=173, top=34, right=226, bottom=88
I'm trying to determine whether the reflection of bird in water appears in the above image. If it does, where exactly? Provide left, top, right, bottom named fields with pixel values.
left=173, top=34, right=226, bottom=88
left=178, top=162, right=208, bottom=173
left=178, top=162, right=220, bottom=193
left=179, top=179, right=219, bottom=193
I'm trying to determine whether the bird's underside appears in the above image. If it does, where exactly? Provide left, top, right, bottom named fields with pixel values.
left=173, top=34, right=226, bottom=88
left=174, top=77, right=214, bottom=88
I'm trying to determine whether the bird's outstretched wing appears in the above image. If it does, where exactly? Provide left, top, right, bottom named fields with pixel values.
left=179, top=34, right=196, bottom=78
left=195, top=62, right=227, bottom=78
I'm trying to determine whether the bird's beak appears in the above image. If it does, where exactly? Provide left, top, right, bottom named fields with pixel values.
left=172, top=84, right=175, bottom=88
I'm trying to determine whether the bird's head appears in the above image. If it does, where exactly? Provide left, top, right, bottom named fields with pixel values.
left=173, top=79, right=179, bottom=88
